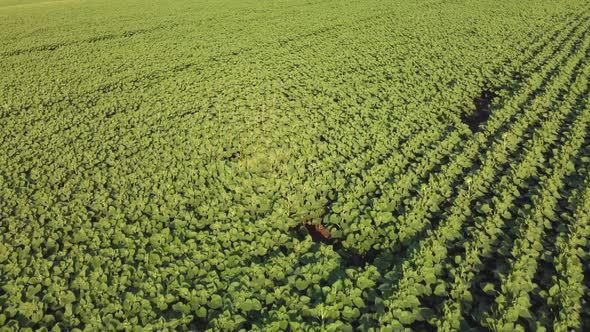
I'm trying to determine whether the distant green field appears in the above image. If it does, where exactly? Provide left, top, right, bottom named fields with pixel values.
left=1, top=0, right=590, bottom=330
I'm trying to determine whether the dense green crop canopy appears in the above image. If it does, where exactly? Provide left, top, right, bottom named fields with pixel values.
left=1, top=0, right=590, bottom=330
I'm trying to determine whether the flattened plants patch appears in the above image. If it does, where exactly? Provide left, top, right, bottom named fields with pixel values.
left=297, top=220, right=379, bottom=267
left=303, top=222, right=334, bottom=245
left=462, top=90, right=497, bottom=133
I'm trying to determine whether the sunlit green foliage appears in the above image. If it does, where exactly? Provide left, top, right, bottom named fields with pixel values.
left=1, top=0, right=590, bottom=330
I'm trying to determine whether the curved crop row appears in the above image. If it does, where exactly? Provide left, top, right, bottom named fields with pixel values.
left=376, top=16, right=590, bottom=330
